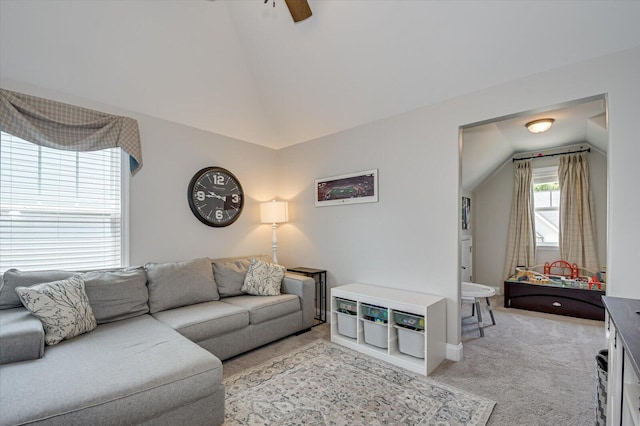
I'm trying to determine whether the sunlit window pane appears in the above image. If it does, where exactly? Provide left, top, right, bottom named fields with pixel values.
left=532, top=168, right=560, bottom=246
left=0, top=131, right=122, bottom=271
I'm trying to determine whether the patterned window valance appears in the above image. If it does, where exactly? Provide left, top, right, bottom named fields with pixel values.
left=0, top=89, right=143, bottom=175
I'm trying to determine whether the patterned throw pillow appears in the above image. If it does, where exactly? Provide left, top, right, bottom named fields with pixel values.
left=241, top=258, right=286, bottom=296
left=15, top=275, right=97, bottom=345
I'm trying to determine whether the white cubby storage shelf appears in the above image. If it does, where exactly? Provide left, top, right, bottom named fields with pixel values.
left=330, top=283, right=446, bottom=376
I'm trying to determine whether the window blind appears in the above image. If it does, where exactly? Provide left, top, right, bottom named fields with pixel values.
left=532, top=166, right=558, bottom=185
left=0, top=131, right=122, bottom=271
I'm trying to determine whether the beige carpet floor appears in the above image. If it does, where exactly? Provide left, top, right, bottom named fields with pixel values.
left=223, top=296, right=605, bottom=425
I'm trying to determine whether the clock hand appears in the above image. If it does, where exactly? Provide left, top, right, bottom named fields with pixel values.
left=207, top=191, right=226, bottom=201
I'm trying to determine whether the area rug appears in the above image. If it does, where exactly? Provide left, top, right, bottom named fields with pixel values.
left=224, top=340, right=495, bottom=425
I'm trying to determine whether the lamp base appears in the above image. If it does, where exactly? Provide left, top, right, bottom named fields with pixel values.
left=271, top=223, right=279, bottom=264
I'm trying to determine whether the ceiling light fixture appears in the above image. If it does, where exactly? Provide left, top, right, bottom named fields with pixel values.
left=526, top=118, right=555, bottom=134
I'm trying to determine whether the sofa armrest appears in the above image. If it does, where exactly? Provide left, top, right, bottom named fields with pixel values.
left=0, top=307, right=45, bottom=365
left=282, top=273, right=315, bottom=329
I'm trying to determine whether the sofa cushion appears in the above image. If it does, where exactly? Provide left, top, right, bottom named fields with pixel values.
left=221, top=294, right=300, bottom=325
left=81, top=267, right=149, bottom=324
left=152, top=301, right=249, bottom=342
left=241, top=258, right=286, bottom=296
left=146, top=258, right=220, bottom=314
left=15, top=275, right=97, bottom=345
left=0, top=269, right=75, bottom=310
left=0, top=315, right=222, bottom=426
left=211, top=255, right=272, bottom=298
left=0, top=307, right=45, bottom=365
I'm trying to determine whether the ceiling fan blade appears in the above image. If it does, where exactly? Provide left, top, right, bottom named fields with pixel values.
left=284, top=0, right=312, bottom=22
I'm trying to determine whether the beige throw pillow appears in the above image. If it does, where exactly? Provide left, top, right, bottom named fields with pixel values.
left=15, top=275, right=97, bottom=345
left=241, top=258, right=286, bottom=296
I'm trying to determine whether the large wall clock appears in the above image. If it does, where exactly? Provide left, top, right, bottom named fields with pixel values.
left=187, top=167, right=244, bottom=227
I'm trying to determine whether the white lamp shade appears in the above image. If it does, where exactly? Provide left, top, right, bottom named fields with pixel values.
left=260, top=201, right=289, bottom=224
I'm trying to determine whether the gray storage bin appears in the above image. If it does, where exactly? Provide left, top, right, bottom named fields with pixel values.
left=362, top=318, right=388, bottom=348
left=394, top=324, right=425, bottom=358
left=336, top=311, right=357, bottom=338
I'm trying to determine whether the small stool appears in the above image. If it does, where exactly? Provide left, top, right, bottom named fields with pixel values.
left=462, top=282, right=496, bottom=337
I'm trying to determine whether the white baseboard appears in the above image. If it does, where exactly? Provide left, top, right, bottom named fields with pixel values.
left=446, top=343, right=463, bottom=361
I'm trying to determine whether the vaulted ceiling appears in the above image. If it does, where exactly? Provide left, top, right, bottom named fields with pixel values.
left=1, top=0, right=639, bottom=155
left=462, top=97, right=608, bottom=191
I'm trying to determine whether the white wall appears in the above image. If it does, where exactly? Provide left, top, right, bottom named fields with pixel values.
left=0, top=1, right=277, bottom=147
left=473, top=150, right=607, bottom=290
left=4, top=47, right=639, bottom=350
left=1, top=79, right=279, bottom=266
left=278, top=46, right=640, bottom=347
left=277, top=107, right=462, bottom=345
left=473, top=161, right=513, bottom=289
left=126, top=117, right=279, bottom=264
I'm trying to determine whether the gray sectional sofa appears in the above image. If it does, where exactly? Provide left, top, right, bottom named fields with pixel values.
left=0, top=255, right=315, bottom=426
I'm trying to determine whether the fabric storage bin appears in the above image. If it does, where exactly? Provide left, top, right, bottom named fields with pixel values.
left=335, top=297, right=357, bottom=315
left=362, top=318, right=388, bottom=348
left=393, top=311, right=425, bottom=330
left=361, top=303, right=388, bottom=323
left=394, top=325, right=425, bottom=358
left=336, top=311, right=357, bottom=338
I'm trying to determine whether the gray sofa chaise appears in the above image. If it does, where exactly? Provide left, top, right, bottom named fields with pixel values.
left=0, top=255, right=315, bottom=426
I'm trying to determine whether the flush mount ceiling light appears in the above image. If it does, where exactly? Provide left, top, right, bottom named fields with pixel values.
left=526, top=118, right=555, bottom=134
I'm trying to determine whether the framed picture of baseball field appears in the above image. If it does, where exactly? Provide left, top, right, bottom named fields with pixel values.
left=315, top=169, right=378, bottom=207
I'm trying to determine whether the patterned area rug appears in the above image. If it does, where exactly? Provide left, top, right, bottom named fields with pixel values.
left=224, top=340, right=495, bottom=425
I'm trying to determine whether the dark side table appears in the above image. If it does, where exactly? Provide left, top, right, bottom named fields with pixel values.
left=288, top=267, right=327, bottom=325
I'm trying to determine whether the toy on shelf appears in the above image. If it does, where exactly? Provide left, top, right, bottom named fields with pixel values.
left=588, top=275, right=603, bottom=290
left=544, top=260, right=579, bottom=279
left=510, top=261, right=605, bottom=291
left=514, top=268, right=550, bottom=284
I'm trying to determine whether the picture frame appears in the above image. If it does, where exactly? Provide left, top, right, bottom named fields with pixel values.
left=315, top=169, right=378, bottom=207
left=462, top=196, right=471, bottom=230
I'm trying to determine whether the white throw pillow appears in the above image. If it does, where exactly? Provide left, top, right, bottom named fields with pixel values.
left=241, top=258, right=286, bottom=296
left=15, top=275, right=97, bottom=345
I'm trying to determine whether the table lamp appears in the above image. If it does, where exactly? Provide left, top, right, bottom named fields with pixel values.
left=260, top=200, right=289, bottom=264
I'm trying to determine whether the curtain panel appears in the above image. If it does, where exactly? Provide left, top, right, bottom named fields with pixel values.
left=0, top=89, right=142, bottom=175
left=558, top=152, right=599, bottom=272
left=503, top=160, right=536, bottom=280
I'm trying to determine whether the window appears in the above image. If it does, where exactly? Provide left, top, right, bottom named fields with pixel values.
left=532, top=166, right=560, bottom=247
left=0, top=131, right=124, bottom=271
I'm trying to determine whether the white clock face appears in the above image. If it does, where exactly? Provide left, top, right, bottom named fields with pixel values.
left=188, top=167, right=244, bottom=227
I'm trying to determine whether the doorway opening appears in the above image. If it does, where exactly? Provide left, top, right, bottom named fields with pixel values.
left=458, top=94, right=608, bottom=333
